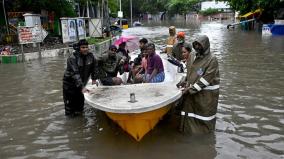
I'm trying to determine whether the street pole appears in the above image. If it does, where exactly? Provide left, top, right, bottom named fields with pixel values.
left=130, top=0, right=132, bottom=27
left=119, top=0, right=122, bottom=29
left=87, top=0, right=90, bottom=17
left=3, top=0, right=9, bottom=34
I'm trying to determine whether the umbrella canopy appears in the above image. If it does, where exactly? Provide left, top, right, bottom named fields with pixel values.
left=114, top=35, right=139, bottom=52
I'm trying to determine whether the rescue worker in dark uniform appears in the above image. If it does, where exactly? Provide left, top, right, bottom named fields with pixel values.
left=63, top=39, right=98, bottom=116
left=98, top=45, right=124, bottom=85
left=172, top=32, right=191, bottom=61
left=177, top=35, right=220, bottom=134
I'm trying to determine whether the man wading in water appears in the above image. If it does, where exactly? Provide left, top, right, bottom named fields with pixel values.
left=63, top=39, right=99, bottom=117
left=177, top=35, right=220, bottom=134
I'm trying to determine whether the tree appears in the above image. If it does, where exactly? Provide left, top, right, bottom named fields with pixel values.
left=219, top=0, right=281, bottom=14
left=5, top=0, right=76, bottom=17
left=166, top=0, right=200, bottom=16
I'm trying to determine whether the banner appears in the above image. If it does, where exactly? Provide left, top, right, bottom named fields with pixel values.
left=18, top=26, right=47, bottom=44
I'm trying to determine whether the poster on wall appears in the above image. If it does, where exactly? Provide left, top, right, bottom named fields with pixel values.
left=77, top=19, right=86, bottom=40
left=68, top=19, right=77, bottom=42
left=61, top=19, right=70, bottom=43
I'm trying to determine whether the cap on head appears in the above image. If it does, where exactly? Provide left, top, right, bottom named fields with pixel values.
left=177, top=32, right=185, bottom=38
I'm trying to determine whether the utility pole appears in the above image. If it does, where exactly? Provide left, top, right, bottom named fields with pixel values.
left=119, top=0, right=122, bottom=29
left=87, top=0, right=90, bottom=17
left=3, top=0, right=9, bottom=34
left=130, top=0, right=132, bottom=27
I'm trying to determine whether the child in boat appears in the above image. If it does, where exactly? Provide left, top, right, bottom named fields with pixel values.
left=133, top=48, right=148, bottom=83
left=127, top=38, right=148, bottom=83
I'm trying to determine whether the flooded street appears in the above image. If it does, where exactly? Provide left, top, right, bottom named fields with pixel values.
left=1, top=22, right=284, bottom=159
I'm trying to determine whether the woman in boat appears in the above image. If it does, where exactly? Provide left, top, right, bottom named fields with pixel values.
left=172, top=32, right=191, bottom=61
left=177, top=35, right=220, bottom=134
left=181, top=43, right=193, bottom=64
left=63, top=39, right=99, bottom=116
left=117, top=42, right=131, bottom=72
left=144, top=43, right=165, bottom=83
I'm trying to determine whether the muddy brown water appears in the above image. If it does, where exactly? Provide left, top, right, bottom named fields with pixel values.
left=1, top=21, right=284, bottom=159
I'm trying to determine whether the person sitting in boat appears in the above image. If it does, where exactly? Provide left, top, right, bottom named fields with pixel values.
left=98, top=45, right=124, bottom=86
left=181, top=43, right=193, bottom=64
left=133, top=48, right=148, bottom=83
left=127, top=38, right=148, bottom=83
left=117, top=42, right=131, bottom=72
left=144, top=43, right=165, bottom=83
left=177, top=35, right=220, bottom=134
left=172, top=31, right=191, bottom=61
left=162, top=26, right=177, bottom=55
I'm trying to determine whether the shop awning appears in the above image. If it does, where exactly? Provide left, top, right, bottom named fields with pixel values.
left=239, top=9, right=263, bottom=18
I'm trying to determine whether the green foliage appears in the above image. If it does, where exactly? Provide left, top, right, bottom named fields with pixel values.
left=166, top=0, right=200, bottom=15
left=108, top=0, right=119, bottom=16
left=199, top=8, right=220, bottom=16
left=219, top=0, right=281, bottom=14
left=7, top=0, right=76, bottom=17
left=87, top=37, right=111, bottom=45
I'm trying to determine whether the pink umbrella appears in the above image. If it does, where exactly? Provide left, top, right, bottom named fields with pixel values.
left=114, top=35, right=139, bottom=52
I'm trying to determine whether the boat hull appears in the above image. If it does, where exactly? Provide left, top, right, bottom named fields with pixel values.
left=105, top=104, right=172, bottom=141
left=84, top=53, right=184, bottom=141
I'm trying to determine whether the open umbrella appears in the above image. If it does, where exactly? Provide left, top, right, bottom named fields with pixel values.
left=114, top=35, right=139, bottom=52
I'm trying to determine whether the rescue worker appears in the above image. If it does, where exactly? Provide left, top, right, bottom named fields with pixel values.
left=163, top=26, right=177, bottom=55
left=98, top=45, right=124, bottom=86
left=177, top=35, right=220, bottom=134
left=63, top=39, right=99, bottom=116
left=172, top=32, right=191, bottom=61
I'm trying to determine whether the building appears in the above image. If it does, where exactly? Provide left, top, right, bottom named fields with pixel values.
left=201, top=0, right=232, bottom=12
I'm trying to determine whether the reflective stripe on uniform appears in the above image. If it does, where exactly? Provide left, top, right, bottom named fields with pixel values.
left=200, top=77, right=209, bottom=86
left=166, top=45, right=173, bottom=47
left=181, top=111, right=216, bottom=121
left=193, top=83, right=202, bottom=91
left=204, top=85, right=219, bottom=90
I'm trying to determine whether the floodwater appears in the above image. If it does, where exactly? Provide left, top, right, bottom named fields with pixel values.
left=1, top=21, right=284, bottom=159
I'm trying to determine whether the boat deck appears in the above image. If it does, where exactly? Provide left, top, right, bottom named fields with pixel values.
left=85, top=82, right=182, bottom=113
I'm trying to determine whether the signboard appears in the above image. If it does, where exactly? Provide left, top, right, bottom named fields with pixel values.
left=118, top=11, right=123, bottom=18
left=18, top=26, right=47, bottom=44
left=262, top=24, right=272, bottom=36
